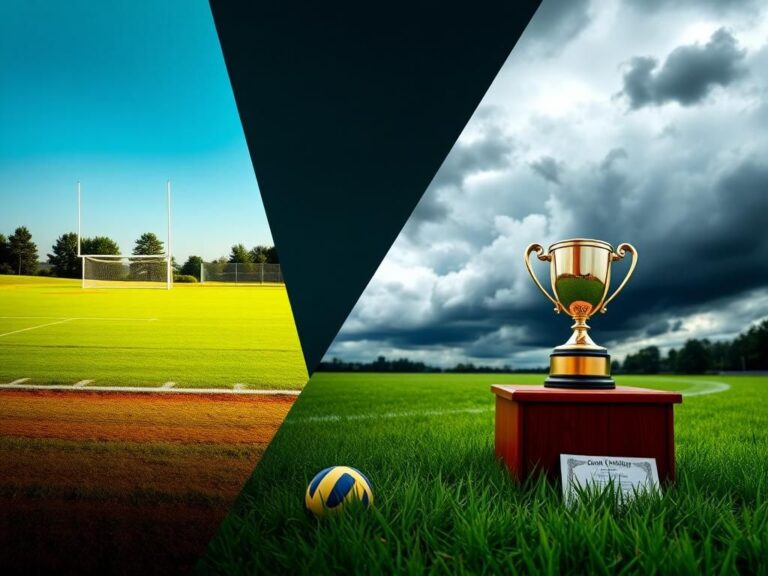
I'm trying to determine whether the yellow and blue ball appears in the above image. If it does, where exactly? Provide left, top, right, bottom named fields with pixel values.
left=305, top=466, right=373, bottom=518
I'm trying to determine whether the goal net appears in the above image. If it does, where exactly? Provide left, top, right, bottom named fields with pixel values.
left=82, top=255, right=171, bottom=289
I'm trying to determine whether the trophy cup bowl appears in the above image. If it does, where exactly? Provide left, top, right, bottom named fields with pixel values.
left=524, top=239, right=637, bottom=389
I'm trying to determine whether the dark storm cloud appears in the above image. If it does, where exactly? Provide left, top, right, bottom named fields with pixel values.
left=621, top=29, right=747, bottom=109
left=335, top=150, right=768, bottom=365
left=523, top=0, right=591, bottom=56
left=600, top=148, right=628, bottom=171
left=546, top=156, right=768, bottom=349
left=327, top=2, right=768, bottom=367
left=531, top=156, right=563, bottom=185
left=430, top=125, right=513, bottom=190
left=645, top=319, right=683, bottom=338
left=408, top=194, right=450, bottom=226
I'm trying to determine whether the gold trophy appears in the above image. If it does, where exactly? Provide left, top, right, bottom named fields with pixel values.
left=524, top=239, right=637, bottom=389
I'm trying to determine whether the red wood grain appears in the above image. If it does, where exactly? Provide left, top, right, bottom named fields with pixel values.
left=491, top=385, right=682, bottom=482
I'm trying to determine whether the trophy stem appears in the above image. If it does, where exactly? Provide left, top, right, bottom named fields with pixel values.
left=555, top=315, right=603, bottom=351
left=570, top=316, right=593, bottom=347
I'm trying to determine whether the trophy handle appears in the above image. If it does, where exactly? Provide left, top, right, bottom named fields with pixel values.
left=600, top=243, right=638, bottom=313
left=524, top=243, right=560, bottom=313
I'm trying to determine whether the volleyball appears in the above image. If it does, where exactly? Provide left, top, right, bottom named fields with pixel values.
left=305, top=466, right=374, bottom=518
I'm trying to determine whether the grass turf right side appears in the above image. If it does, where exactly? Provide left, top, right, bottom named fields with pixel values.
left=197, top=373, right=768, bottom=575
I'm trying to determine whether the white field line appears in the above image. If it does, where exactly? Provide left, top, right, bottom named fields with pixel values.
left=6, top=378, right=30, bottom=385
left=0, top=318, right=75, bottom=338
left=233, top=383, right=245, bottom=390
left=287, top=406, right=492, bottom=424
left=0, top=316, right=159, bottom=339
left=287, top=380, right=732, bottom=425
left=0, top=383, right=301, bottom=396
left=70, top=317, right=158, bottom=322
left=675, top=379, right=731, bottom=397
left=73, top=380, right=94, bottom=388
left=0, top=316, right=158, bottom=321
left=161, top=381, right=176, bottom=389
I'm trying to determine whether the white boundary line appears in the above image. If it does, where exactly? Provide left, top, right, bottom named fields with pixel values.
left=73, top=380, right=93, bottom=388
left=0, top=318, right=75, bottom=338
left=0, top=316, right=158, bottom=321
left=288, top=406, right=491, bottom=424
left=676, top=379, right=731, bottom=397
left=0, top=383, right=301, bottom=395
left=287, top=379, right=732, bottom=424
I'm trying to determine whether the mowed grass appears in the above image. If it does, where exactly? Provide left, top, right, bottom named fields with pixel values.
left=199, top=373, right=768, bottom=575
left=0, top=275, right=307, bottom=389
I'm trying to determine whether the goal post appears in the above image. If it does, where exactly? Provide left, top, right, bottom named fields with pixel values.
left=77, top=181, right=173, bottom=290
left=82, top=255, right=170, bottom=289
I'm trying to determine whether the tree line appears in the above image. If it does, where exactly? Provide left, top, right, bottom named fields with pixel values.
left=0, top=226, right=278, bottom=281
left=616, top=319, right=768, bottom=373
left=319, top=320, right=768, bottom=374
left=178, top=244, right=279, bottom=281
left=317, top=356, right=546, bottom=374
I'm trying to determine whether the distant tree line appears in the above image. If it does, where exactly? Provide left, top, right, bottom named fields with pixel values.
left=0, top=226, right=278, bottom=282
left=319, top=321, right=767, bottom=375
left=616, top=320, right=768, bottom=373
left=178, top=244, right=279, bottom=281
left=317, top=356, right=547, bottom=374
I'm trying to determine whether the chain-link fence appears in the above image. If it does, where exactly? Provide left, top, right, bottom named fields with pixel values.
left=200, top=262, right=283, bottom=284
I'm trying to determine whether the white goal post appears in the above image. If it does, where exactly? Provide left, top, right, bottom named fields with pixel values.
left=77, top=181, right=173, bottom=290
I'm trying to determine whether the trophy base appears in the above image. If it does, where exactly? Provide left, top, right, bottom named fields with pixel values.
left=544, top=349, right=615, bottom=389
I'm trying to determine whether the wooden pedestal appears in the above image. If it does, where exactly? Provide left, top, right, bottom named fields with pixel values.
left=491, top=385, right=682, bottom=482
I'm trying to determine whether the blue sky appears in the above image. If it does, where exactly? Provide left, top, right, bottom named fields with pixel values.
left=0, top=0, right=271, bottom=262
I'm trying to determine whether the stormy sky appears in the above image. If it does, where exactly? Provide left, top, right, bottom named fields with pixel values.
left=326, top=0, right=768, bottom=368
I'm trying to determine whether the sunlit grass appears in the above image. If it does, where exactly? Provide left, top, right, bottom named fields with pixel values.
left=0, top=275, right=306, bottom=388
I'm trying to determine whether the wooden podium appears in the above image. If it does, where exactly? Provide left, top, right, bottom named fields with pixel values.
left=491, top=385, right=682, bottom=482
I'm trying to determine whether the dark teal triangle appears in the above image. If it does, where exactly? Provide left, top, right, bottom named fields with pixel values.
left=210, top=0, right=541, bottom=372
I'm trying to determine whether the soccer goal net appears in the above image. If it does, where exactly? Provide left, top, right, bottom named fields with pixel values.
left=82, top=255, right=171, bottom=289
left=77, top=180, right=173, bottom=289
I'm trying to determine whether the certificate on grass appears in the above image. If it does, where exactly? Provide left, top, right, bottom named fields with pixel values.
left=560, top=454, right=660, bottom=504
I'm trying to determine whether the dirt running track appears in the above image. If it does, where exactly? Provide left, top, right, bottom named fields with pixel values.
left=0, top=389, right=295, bottom=576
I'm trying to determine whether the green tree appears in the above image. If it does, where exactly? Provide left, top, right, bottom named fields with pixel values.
left=663, top=349, right=678, bottom=372
left=181, top=255, right=204, bottom=280
left=249, top=245, right=279, bottom=264
left=82, top=236, right=120, bottom=255
left=249, top=245, right=268, bottom=263
left=229, top=243, right=250, bottom=263
left=622, top=347, right=661, bottom=374
left=676, top=339, right=710, bottom=374
left=630, top=346, right=661, bottom=374
left=129, top=233, right=165, bottom=282
left=47, top=233, right=80, bottom=278
left=133, top=232, right=165, bottom=256
left=731, top=319, right=768, bottom=370
left=0, top=233, right=13, bottom=274
left=9, top=226, right=38, bottom=275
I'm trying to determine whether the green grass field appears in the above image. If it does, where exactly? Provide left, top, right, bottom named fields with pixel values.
left=0, top=275, right=307, bottom=389
left=199, top=373, right=768, bottom=575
